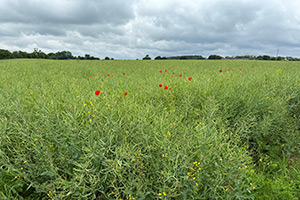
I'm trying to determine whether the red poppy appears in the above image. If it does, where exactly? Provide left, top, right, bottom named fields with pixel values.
left=251, top=65, right=254, bottom=68
left=95, top=90, right=100, bottom=95
left=90, top=75, right=92, bottom=78
left=159, top=84, right=163, bottom=87
left=173, top=72, right=175, bottom=75
left=69, top=78, right=72, bottom=81
left=179, top=74, right=182, bottom=77
left=219, top=70, right=222, bottom=72
left=225, top=70, right=227, bottom=72
left=107, top=74, right=110, bottom=77
left=164, top=86, right=168, bottom=90
left=165, top=70, right=167, bottom=72
left=240, top=68, right=242, bottom=71
left=169, top=87, right=171, bottom=90
left=159, top=70, right=162, bottom=73
left=188, top=77, right=192, bottom=81
left=228, top=69, right=230, bottom=71
left=123, top=72, right=125, bottom=75
left=124, top=92, right=127, bottom=96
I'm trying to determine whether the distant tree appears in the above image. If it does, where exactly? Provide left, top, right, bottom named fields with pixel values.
left=208, top=55, right=223, bottom=59
left=155, top=56, right=162, bottom=60
left=143, top=55, right=151, bottom=60
left=105, top=56, right=110, bottom=60
left=180, top=56, right=188, bottom=59
left=0, top=49, right=12, bottom=59
left=262, top=55, right=271, bottom=60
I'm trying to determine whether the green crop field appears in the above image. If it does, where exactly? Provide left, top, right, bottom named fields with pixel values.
left=0, top=59, right=299, bottom=199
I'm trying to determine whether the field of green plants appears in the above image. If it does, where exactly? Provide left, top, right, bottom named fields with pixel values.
left=0, top=59, right=299, bottom=199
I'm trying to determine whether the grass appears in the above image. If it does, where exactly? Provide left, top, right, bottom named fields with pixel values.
left=0, top=59, right=299, bottom=199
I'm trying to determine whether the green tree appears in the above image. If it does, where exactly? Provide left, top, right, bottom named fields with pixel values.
left=142, top=55, right=151, bottom=60
left=208, top=55, right=222, bottom=59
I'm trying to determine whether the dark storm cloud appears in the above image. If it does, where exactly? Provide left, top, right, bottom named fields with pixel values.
left=1, top=0, right=300, bottom=59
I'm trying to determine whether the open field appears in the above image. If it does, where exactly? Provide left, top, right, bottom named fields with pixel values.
left=0, top=59, right=299, bottom=199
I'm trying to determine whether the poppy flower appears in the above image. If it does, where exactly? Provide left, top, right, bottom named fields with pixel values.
left=124, top=92, right=127, bottom=96
left=159, top=84, right=163, bottom=87
left=188, top=77, right=192, bottom=81
left=219, top=70, right=222, bottom=72
left=179, top=74, right=182, bottom=77
left=169, top=87, right=171, bottom=90
left=90, top=75, right=92, bottom=78
left=165, top=70, right=167, bottom=72
left=228, top=69, right=230, bottom=71
left=95, top=90, right=100, bottom=95
left=240, top=68, right=242, bottom=71
left=123, top=72, right=125, bottom=75
left=164, top=86, right=168, bottom=90
left=69, top=78, right=72, bottom=81
left=107, top=74, right=110, bottom=77
left=159, top=70, right=162, bottom=73
left=251, top=65, right=254, bottom=68
left=173, top=72, right=175, bottom=75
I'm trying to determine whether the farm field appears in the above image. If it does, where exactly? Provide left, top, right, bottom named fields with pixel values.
left=0, top=59, right=299, bottom=199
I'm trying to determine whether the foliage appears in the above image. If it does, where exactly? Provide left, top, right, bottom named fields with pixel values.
left=0, top=59, right=299, bottom=199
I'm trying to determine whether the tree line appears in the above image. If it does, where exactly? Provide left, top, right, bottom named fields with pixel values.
left=146, top=54, right=300, bottom=61
left=0, top=49, right=101, bottom=60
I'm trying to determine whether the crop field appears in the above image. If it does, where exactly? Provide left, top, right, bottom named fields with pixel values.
left=0, top=59, right=299, bottom=199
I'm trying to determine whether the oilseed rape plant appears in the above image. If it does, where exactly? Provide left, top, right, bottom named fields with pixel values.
left=0, top=59, right=299, bottom=199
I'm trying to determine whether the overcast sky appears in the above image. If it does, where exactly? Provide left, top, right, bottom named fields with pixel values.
left=1, top=0, right=300, bottom=59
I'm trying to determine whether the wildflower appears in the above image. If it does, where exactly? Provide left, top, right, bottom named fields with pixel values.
left=179, top=74, right=182, bottom=77
left=228, top=69, right=230, bottom=71
left=219, top=69, right=222, bottom=72
left=164, top=86, right=168, bottom=90
left=188, top=77, right=192, bottom=81
left=159, top=84, right=162, bottom=87
left=107, top=74, right=110, bottom=77
left=159, top=193, right=162, bottom=196
left=168, top=131, right=171, bottom=136
left=173, top=72, right=175, bottom=75
left=165, top=70, right=167, bottom=72
left=220, top=158, right=222, bottom=161
left=123, top=72, right=125, bottom=75
left=124, top=92, right=127, bottom=96
left=95, top=90, right=100, bottom=95
left=163, top=192, right=166, bottom=196
left=240, top=68, right=242, bottom=71
left=83, top=104, right=87, bottom=106
left=159, top=70, right=162, bottom=73
left=169, top=87, right=171, bottom=90
left=251, top=65, right=254, bottom=68
left=90, top=75, right=92, bottom=78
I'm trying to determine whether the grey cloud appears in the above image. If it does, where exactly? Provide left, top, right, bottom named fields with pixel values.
left=1, top=0, right=300, bottom=59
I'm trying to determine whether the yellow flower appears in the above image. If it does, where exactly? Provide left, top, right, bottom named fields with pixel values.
left=24, top=161, right=27, bottom=164
left=158, top=193, right=162, bottom=196
left=220, top=158, right=222, bottom=161
left=163, top=192, right=166, bottom=196
left=196, top=182, right=198, bottom=186
left=83, top=104, right=87, bottom=106
left=125, top=131, right=128, bottom=134
left=168, top=131, right=171, bottom=136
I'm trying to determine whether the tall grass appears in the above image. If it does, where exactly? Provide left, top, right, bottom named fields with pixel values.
left=0, top=59, right=299, bottom=199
